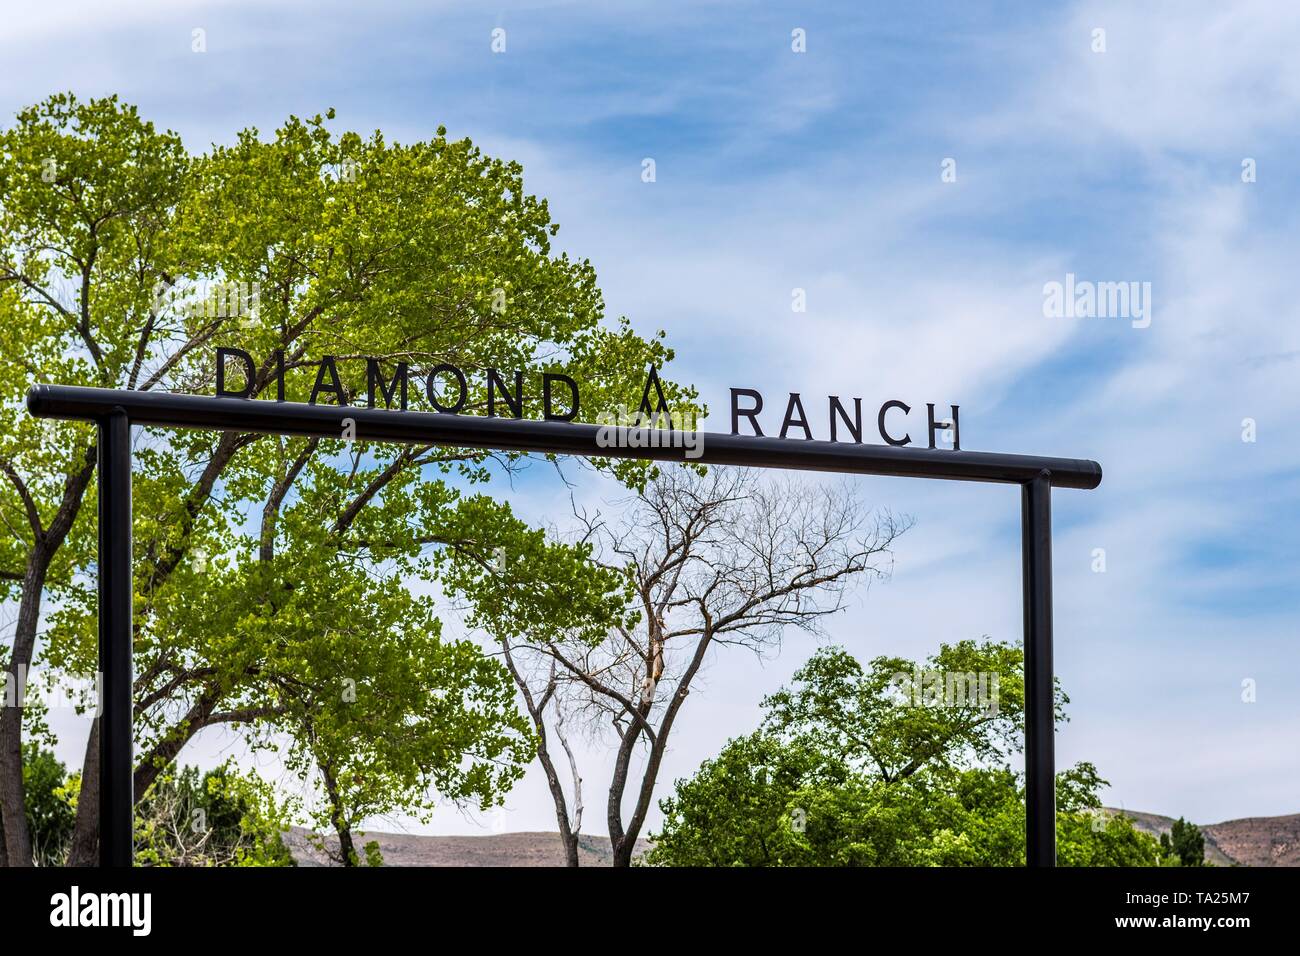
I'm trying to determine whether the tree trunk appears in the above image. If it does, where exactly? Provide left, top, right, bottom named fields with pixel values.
left=607, top=633, right=711, bottom=868
left=65, top=719, right=100, bottom=866
left=606, top=715, right=646, bottom=867
left=317, top=758, right=356, bottom=866
left=611, top=840, right=635, bottom=868
left=561, top=829, right=579, bottom=867
left=0, top=545, right=54, bottom=867
left=553, top=714, right=583, bottom=868
left=334, top=820, right=357, bottom=866
left=500, top=644, right=581, bottom=866
left=535, top=735, right=580, bottom=866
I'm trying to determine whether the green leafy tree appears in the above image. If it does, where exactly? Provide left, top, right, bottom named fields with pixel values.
left=0, top=93, right=184, bottom=865
left=637, top=732, right=827, bottom=866
left=761, top=640, right=1049, bottom=781
left=1, top=92, right=688, bottom=865
left=246, top=555, right=534, bottom=865
left=646, top=643, right=1167, bottom=867
left=20, top=743, right=77, bottom=866
left=1159, top=817, right=1207, bottom=867
left=133, top=762, right=295, bottom=866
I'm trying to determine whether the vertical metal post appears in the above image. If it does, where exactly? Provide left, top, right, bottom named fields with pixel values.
left=98, top=409, right=133, bottom=867
left=1022, top=470, right=1055, bottom=867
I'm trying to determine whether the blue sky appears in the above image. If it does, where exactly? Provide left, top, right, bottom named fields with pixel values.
left=5, top=0, right=1298, bottom=834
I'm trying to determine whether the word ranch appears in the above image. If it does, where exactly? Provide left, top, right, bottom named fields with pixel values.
left=729, top=388, right=961, bottom=449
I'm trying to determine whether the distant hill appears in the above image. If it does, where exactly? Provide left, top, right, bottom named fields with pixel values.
left=286, top=812, right=1300, bottom=866
left=1111, top=809, right=1300, bottom=867
left=284, top=828, right=648, bottom=867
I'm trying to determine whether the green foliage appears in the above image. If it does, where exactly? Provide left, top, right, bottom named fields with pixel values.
left=0, top=93, right=186, bottom=599
left=133, top=762, right=296, bottom=867
left=263, top=557, right=536, bottom=837
left=639, top=732, right=824, bottom=867
left=431, top=492, right=636, bottom=646
left=21, top=743, right=77, bottom=866
left=2, top=91, right=691, bottom=856
left=760, top=641, right=1060, bottom=785
left=1159, top=817, right=1207, bottom=867
left=646, top=642, right=1166, bottom=867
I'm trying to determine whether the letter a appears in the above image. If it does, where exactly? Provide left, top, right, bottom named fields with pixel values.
left=638, top=367, right=670, bottom=418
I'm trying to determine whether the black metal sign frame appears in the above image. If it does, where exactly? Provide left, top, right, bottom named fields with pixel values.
left=25, top=383, right=1102, bottom=868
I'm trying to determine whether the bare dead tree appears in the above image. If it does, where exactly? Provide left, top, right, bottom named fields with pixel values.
left=506, top=466, right=910, bottom=866
left=499, top=643, right=586, bottom=866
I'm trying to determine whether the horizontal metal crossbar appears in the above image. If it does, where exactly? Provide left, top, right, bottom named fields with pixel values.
left=27, top=385, right=1102, bottom=489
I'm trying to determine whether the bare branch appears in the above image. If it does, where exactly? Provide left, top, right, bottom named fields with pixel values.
left=0, top=458, right=43, bottom=537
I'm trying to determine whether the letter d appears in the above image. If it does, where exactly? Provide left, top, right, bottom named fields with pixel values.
left=216, top=347, right=257, bottom=398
